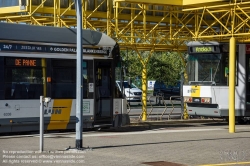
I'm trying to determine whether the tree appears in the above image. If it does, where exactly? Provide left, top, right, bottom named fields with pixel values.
left=120, top=50, right=142, bottom=86
left=120, top=50, right=184, bottom=87
left=147, top=52, right=183, bottom=86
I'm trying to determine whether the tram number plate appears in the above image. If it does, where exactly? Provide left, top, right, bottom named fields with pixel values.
left=3, top=113, right=11, bottom=116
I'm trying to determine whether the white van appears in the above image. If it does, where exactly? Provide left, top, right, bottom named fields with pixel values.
left=116, top=81, right=142, bottom=101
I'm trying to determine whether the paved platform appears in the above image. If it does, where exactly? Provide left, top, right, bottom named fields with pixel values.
left=0, top=121, right=250, bottom=166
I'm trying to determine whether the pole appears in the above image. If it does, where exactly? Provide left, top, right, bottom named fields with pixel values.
left=40, top=96, right=44, bottom=152
left=142, top=67, right=147, bottom=121
left=75, top=0, right=83, bottom=149
left=229, top=37, right=236, bottom=133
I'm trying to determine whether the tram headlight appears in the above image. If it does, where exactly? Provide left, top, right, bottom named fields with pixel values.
left=201, top=97, right=211, bottom=104
left=184, top=97, right=192, bottom=103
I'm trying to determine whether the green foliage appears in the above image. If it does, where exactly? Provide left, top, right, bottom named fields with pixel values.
left=120, top=50, right=184, bottom=87
left=120, top=50, right=142, bottom=79
left=148, top=52, right=183, bottom=85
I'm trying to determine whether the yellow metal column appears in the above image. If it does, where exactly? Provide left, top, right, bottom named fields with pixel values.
left=169, top=7, right=172, bottom=40
left=134, top=48, right=150, bottom=121
left=141, top=65, right=147, bottom=121
left=131, top=4, right=135, bottom=44
left=178, top=51, right=189, bottom=120
left=143, top=4, right=146, bottom=39
left=115, top=1, right=119, bottom=38
left=54, top=0, right=57, bottom=26
left=229, top=37, right=236, bottom=133
left=107, top=0, right=111, bottom=36
left=83, top=0, right=87, bottom=29
left=141, top=4, right=148, bottom=121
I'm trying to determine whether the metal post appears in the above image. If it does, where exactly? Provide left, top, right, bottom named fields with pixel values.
left=40, top=96, right=44, bottom=152
left=142, top=66, right=147, bottom=121
left=229, top=37, right=236, bottom=133
left=75, top=0, right=83, bottom=149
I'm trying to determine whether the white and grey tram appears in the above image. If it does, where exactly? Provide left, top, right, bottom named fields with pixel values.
left=183, top=41, right=250, bottom=123
left=0, top=22, right=129, bottom=133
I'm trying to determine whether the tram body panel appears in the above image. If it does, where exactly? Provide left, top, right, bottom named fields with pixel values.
left=0, top=98, right=127, bottom=133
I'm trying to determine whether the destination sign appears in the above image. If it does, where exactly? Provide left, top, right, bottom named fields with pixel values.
left=5, top=57, right=41, bottom=67
left=189, top=45, right=221, bottom=54
left=0, top=43, right=110, bottom=56
left=194, top=46, right=213, bottom=53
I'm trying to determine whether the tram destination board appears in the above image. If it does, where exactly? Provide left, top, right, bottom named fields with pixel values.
left=189, top=45, right=221, bottom=54
left=0, top=43, right=110, bottom=55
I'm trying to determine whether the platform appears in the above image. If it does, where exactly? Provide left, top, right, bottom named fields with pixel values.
left=0, top=121, right=249, bottom=166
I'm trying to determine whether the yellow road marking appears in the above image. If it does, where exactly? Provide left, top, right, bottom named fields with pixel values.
left=199, top=161, right=250, bottom=166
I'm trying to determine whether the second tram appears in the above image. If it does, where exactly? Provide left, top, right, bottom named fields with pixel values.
left=183, top=41, right=250, bottom=123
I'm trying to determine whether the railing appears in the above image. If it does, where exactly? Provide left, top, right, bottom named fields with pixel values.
left=138, top=95, right=165, bottom=120
left=127, top=94, right=183, bottom=121
left=167, top=96, right=182, bottom=120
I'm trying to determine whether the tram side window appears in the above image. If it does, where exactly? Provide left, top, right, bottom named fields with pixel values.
left=51, top=59, right=76, bottom=99
left=51, top=67, right=76, bottom=99
left=4, top=58, right=44, bottom=99
left=51, top=59, right=90, bottom=99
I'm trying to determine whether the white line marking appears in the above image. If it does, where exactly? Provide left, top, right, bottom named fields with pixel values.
left=79, top=128, right=225, bottom=137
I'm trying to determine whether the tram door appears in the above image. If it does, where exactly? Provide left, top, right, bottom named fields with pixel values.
left=94, top=59, right=113, bottom=125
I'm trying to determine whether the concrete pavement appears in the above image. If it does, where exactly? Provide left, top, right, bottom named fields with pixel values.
left=0, top=121, right=250, bottom=166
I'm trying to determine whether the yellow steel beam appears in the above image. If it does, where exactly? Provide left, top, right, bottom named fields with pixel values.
left=114, top=0, right=249, bottom=6
left=114, top=0, right=182, bottom=6
left=0, top=6, right=26, bottom=14
left=183, top=0, right=232, bottom=6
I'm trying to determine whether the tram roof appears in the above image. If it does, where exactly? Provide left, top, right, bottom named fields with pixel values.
left=0, top=22, right=116, bottom=46
left=187, top=41, right=219, bottom=47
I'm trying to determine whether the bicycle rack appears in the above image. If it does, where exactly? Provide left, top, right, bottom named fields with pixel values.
left=168, top=96, right=182, bottom=120
left=138, top=95, right=165, bottom=120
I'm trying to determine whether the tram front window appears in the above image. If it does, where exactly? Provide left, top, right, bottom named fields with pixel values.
left=186, top=53, right=234, bottom=86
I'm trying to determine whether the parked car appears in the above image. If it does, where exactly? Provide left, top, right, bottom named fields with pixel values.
left=153, top=81, right=171, bottom=99
left=116, top=81, right=142, bottom=101
left=153, top=81, right=180, bottom=99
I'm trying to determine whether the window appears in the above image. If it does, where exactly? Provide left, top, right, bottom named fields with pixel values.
left=51, top=59, right=89, bottom=99
left=4, top=57, right=44, bottom=99
left=186, top=53, right=237, bottom=86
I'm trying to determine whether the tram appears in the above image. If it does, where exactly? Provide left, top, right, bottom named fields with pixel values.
left=183, top=41, right=250, bottom=123
left=0, top=22, right=129, bottom=133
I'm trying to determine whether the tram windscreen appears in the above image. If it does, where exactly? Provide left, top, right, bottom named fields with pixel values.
left=186, top=53, right=236, bottom=86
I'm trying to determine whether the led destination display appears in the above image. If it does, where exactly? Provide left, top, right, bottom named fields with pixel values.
left=188, top=45, right=221, bottom=54
left=5, top=58, right=41, bottom=67
left=195, top=46, right=213, bottom=53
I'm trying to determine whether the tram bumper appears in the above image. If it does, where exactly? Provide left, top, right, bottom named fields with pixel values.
left=186, top=103, right=222, bottom=117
